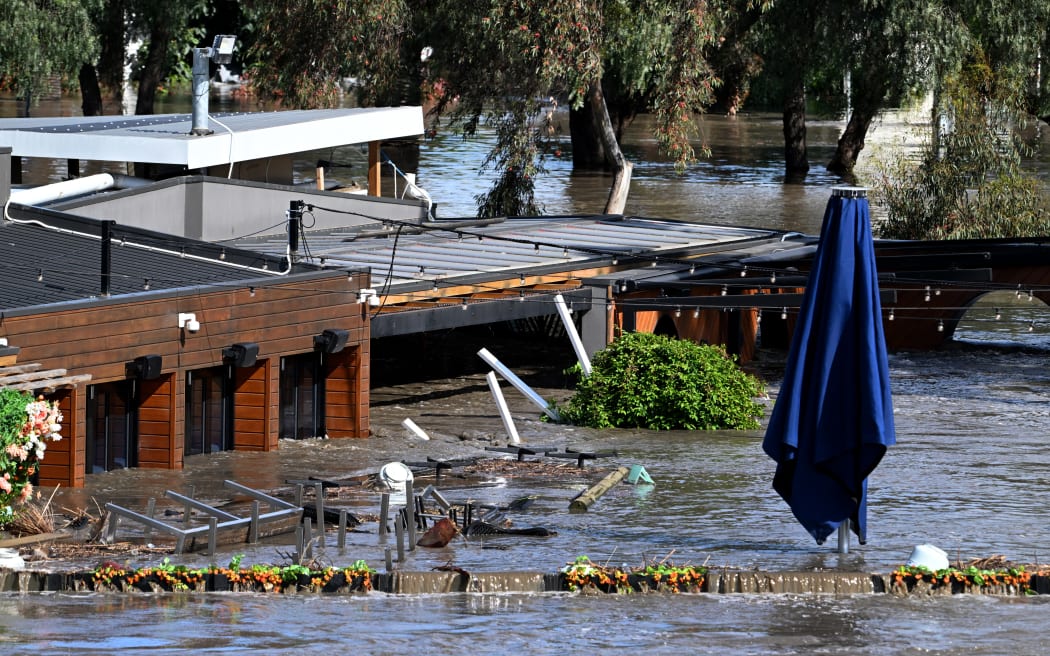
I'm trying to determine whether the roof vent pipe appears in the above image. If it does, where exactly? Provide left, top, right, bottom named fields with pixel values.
left=189, top=47, right=213, bottom=136
left=190, top=35, right=236, bottom=136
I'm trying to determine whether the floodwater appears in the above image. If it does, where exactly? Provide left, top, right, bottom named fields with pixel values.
left=4, top=93, right=1050, bottom=654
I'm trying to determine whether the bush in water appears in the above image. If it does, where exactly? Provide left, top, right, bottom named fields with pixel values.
left=557, top=332, right=764, bottom=430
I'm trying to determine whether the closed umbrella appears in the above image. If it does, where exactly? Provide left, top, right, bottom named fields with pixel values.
left=762, top=187, right=895, bottom=548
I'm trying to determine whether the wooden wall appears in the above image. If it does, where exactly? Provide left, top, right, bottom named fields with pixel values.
left=138, top=374, right=178, bottom=469
left=324, top=344, right=369, bottom=438
left=4, top=270, right=371, bottom=487
left=233, top=361, right=271, bottom=451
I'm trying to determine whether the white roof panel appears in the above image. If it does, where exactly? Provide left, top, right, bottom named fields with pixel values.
left=0, top=107, right=424, bottom=168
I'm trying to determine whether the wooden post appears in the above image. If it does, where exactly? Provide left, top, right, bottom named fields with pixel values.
left=294, top=526, right=304, bottom=564
left=337, top=510, right=347, bottom=549
left=569, top=466, right=630, bottom=512
left=294, top=484, right=303, bottom=508
left=207, top=517, right=218, bottom=557
left=183, top=485, right=194, bottom=525
left=303, top=517, right=313, bottom=560
left=368, top=141, right=381, bottom=197
left=394, top=514, right=405, bottom=562
left=379, top=493, right=391, bottom=536
left=249, top=501, right=260, bottom=544
left=385, top=547, right=393, bottom=572
left=405, top=478, right=416, bottom=550
left=313, top=482, right=326, bottom=550
left=144, top=498, right=155, bottom=543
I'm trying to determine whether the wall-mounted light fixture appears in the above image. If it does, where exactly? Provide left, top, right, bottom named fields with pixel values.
left=314, top=329, right=350, bottom=354
left=222, top=342, right=259, bottom=368
left=126, top=354, right=163, bottom=380
left=178, top=312, right=200, bottom=333
left=357, top=289, right=381, bottom=306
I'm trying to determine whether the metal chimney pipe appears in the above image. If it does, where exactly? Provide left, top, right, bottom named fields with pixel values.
left=190, top=48, right=213, bottom=136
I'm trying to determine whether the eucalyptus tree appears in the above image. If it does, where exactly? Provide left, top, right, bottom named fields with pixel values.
left=824, top=0, right=954, bottom=176
left=874, top=1, right=1050, bottom=240
left=0, top=0, right=98, bottom=116
left=244, top=0, right=731, bottom=217
left=421, top=1, right=768, bottom=216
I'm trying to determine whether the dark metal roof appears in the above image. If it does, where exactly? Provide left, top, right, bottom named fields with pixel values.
left=234, top=215, right=781, bottom=292
left=0, top=206, right=305, bottom=314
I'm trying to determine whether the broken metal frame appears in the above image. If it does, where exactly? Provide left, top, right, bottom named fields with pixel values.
left=103, top=480, right=301, bottom=554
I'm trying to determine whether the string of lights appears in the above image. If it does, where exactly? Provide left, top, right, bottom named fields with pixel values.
left=7, top=204, right=1050, bottom=336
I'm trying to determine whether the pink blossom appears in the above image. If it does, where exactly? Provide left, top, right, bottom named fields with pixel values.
left=5, top=443, right=28, bottom=461
left=0, top=475, right=10, bottom=494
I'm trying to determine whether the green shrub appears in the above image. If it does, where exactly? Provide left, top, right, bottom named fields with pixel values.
left=557, top=332, right=765, bottom=430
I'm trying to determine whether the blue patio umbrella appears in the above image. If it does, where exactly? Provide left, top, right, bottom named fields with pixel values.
left=762, top=187, right=895, bottom=546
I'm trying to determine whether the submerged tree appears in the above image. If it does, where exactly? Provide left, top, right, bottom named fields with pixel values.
left=243, top=0, right=727, bottom=217
left=244, top=0, right=409, bottom=110
left=0, top=0, right=98, bottom=116
left=873, top=49, right=1050, bottom=240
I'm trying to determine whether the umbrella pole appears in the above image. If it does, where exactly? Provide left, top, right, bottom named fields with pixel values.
left=837, top=521, right=849, bottom=554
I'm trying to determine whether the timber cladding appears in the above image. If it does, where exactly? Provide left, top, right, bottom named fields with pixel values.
left=2, top=270, right=372, bottom=487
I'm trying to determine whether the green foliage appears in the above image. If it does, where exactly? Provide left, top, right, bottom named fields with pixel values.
left=0, top=0, right=98, bottom=102
left=872, top=49, right=1050, bottom=240
left=244, top=0, right=409, bottom=109
left=558, top=332, right=764, bottom=430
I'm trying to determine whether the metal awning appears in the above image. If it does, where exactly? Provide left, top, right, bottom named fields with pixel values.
left=0, top=107, right=424, bottom=169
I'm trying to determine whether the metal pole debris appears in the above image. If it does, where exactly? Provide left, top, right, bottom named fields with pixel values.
left=477, top=348, right=560, bottom=421
left=554, top=294, right=592, bottom=376
left=486, top=371, right=521, bottom=444
left=569, top=466, right=630, bottom=512
left=402, top=417, right=431, bottom=440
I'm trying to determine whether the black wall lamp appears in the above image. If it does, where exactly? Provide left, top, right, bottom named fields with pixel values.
left=222, top=342, right=259, bottom=368
left=314, top=328, right=350, bottom=354
left=126, top=354, right=163, bottom=380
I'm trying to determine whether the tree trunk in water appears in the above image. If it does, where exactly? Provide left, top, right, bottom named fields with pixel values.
left=782, top=81, right=808, bottom=182
left=79, top=64, right=104, bottom=116
left=827, top=77, right=887, bottom=178
left=569, top=97, right=608, bottom=169
left=135, top=25, right=172, bottom=116
left=96, top=0, right=127, bottom=110
left=579, top=81, right=632, bottom=214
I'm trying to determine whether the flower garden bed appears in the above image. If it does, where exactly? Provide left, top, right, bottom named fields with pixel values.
left=83, top=558, right=375, bottom=594
left=1, top=555, right=1048, bottom=596
left=890, top=565, right=1034, bottom=596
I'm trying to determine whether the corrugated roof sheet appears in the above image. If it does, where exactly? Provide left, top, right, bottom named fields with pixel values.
left=233, top=215, right=777, bottom=291
left=0, top=211, right=289, bottom=313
